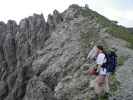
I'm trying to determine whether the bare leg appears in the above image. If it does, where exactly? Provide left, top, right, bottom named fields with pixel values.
left=105, top=74, right=110, bottom=93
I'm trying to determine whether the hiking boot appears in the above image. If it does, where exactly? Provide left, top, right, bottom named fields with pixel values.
left=90, top=94, right=98, bottom=100
left=104, top=92, right=112, bottom=96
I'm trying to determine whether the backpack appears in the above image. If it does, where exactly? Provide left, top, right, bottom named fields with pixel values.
left=102, top=51, right=117, bottom=73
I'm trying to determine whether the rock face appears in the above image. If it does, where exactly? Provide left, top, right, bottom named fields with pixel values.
left=0, top=4, right=133, bottom=100
left=24, top=76, right=56, bottom=100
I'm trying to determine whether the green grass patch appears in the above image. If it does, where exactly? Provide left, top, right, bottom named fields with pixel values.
left=117, top=56, right=125, bottom=66
left=127, top=43, right=133, bottom=49
left=80, top=7, right=133, bottom=48
left=98, top=95, right=109, bottom=100
left=98, top=74, right=120, bottom=100
left=106, top=25, right=133, bottom=48
left=110, top=74, right=120, bottom=93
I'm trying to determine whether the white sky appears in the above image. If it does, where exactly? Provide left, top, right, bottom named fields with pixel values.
left=0, top=0, right=133, bottom=27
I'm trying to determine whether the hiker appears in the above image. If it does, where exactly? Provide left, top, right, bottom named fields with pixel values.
left=88, top=45, right=107, bottom=95
left=93, top=45, right=108, bottom=95
left=88, top=45, right=117, bottom=96
left=87, top=45, right=103, bottom=89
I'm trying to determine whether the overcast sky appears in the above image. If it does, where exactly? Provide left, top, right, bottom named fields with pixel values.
left=0, top=0, right=133, bottom=27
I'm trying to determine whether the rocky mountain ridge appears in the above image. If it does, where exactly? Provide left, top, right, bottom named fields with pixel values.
left=0, top=4, right=133, bottom=100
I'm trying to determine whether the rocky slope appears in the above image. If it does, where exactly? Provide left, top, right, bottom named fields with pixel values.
left=0, top=4, right=133, bottom=100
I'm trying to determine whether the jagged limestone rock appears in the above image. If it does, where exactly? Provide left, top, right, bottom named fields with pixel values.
left=24, top=76, right=56, bottom=100
left=3, top=33, right=17, bottom=73
left=0, top=81, right=8, bottom=100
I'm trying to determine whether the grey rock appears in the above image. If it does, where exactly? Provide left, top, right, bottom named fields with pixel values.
left=53, top=10, right=63, bottom=25
left=47, top=10, right=63, bottom=32
left=17, top=14, right=50, bottom=61
left=7, top=20, right=17, bottom=35
left=6, top=70, right=17, bottom=91
left=62, top=4, right=81, bottom=21
left=0, top=22, right=7, bottom=60
left=47, top=14, right=55, bottom=31
left=19, top=13, right=48, bottom=33
left=0, top=81, right=8, bottom=99
left=5, top=60, right=34, bottom=100
left=3, top=33, right=17, bottom=73
left=0, top=61, right=8, bottom=80
left=24, top=76, right=56, bottom=100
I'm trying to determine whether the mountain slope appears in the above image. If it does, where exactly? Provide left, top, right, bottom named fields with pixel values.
left=0, top=4, right=133, bottom=100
